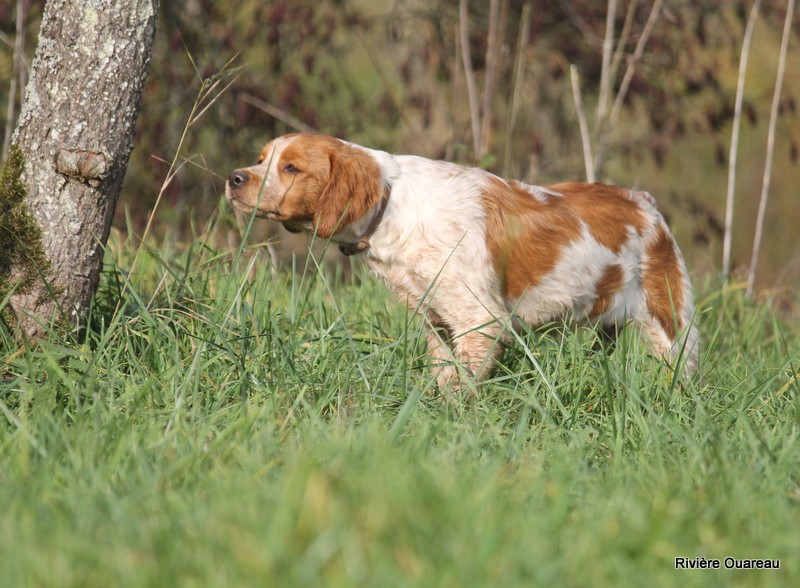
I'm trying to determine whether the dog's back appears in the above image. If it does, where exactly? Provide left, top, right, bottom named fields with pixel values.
left=484, top=180, right=698, bottom=374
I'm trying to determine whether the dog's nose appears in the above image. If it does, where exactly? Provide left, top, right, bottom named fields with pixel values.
left=228, top=170, right=250, bottom=188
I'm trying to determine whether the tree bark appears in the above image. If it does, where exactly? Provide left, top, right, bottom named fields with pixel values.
left=9, top=0, right=158, bottom=340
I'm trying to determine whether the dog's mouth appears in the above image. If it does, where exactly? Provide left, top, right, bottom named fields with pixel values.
left=226, top=191, right=275, bottom=219
left=282, top=221, right=306, bottom=233
left=226, top=189, right=309, bottom=231
left=264, top=210, right=296, bottom=222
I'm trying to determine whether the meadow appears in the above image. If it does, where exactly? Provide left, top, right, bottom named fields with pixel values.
left=1, top=212, right=798, bottom=588
left=2, top=2, right=799, bottom=585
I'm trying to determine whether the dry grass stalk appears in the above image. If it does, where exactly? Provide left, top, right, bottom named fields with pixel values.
left=746, top=0, right=795, bottom=297
left=597, top=0, right=618, bottom=123
left=479, top=0, right=500, bottom=157
left=459, top=0, right=482, bottom=156
left=503, top=2, right=533, bottom=177
left=723, top=0, right=762, bottom=280
left=570, top=64, right=596, bottom=182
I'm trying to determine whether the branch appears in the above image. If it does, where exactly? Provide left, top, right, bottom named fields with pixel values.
left=240, top=93, right=317, bottom=134
left=609, top=0, right=663, bottom=127
left=608, top=0, right=639, bottom=93
left=594, top=0, right=652, bottom=176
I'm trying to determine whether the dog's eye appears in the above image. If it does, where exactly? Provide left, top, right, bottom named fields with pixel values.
left=283, top=163, right=301, bottom=175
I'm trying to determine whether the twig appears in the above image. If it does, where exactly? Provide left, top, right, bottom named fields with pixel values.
left=459, top=0, right=482, bottom=156
left=609, top=0, right=663, bottom=126
left=746, top=0, right=795, bottom=297
left=570, top=64, right=595, bottom=182
left=240, top=93, right=316, bottom=134
left=593, top=0, right=639, bottom=180
left=190, top=75, right=241, bottom=127
left=723, top=0, right=761, bottom=280
left=0, top=31, right=13, bottom=49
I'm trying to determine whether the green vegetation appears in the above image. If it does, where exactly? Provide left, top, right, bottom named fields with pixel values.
left=0, top=145, right=51, bottom=324
left=2, top=2, right=799, bottom=585
left=1, top=221, right=798, bottom=586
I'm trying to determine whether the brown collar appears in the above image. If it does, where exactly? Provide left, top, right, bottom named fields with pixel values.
left=338, top=189, right=390, bottom=256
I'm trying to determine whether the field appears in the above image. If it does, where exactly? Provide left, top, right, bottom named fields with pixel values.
left=1, top=222, right=799, bottom=587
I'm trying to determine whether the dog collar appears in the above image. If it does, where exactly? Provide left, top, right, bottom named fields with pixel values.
left=338, top=189, right=390, bottom=256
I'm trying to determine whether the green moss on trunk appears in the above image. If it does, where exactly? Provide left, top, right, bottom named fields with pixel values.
left=0, top=145, right=52, bottom=324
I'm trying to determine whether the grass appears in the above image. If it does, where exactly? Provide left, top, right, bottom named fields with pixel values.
left=1, top=220, right=799, bottom=587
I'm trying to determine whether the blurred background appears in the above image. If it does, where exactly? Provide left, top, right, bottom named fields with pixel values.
left=2, top=0, right=799, bottom=290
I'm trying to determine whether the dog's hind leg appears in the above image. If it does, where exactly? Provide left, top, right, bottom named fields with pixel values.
left=636, top=310, right=699, bottom=377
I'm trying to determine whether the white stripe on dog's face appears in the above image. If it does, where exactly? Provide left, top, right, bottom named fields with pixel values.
left=225, top=134, right=299, bottom=220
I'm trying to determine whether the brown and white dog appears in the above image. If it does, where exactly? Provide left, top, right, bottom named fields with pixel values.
left=226, top=133, right=699, bottom=388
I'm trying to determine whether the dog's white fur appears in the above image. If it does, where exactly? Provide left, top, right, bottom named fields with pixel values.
left=226, top=133, right=698, bottom=389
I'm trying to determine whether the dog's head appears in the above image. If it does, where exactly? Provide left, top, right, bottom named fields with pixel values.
left=226, top=133, right=383, bottom=238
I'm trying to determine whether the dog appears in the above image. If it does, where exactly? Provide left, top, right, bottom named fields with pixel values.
left=226, top=133, right=699, bottom=389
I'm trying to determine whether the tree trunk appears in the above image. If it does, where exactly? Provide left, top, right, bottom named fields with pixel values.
left=8, top=0, right=158, bottom=340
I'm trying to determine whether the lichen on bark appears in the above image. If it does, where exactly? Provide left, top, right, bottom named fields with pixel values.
left=0, top=145, right=52, bottom=325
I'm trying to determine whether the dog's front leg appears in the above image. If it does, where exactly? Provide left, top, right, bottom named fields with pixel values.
left=431, top=324, right=504, bottom=393
left=453, top=329, right=503, bottom=383
left=425, top=327, right=457, bottom=390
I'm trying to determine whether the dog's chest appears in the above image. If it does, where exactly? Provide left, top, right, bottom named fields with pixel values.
left=365, top=252, right=439, bottom=308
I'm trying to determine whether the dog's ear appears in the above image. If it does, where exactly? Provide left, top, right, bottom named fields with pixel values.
left=313, top=145, right=382, bottom=238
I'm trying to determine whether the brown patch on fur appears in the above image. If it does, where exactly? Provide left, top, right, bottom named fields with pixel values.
left=481, top=178, right=581, bottom=299
left=642, top=224, right=685, bottom=340
left=280, top=136, right=383, bottom=238
left=481, top=180, right=648, bottom=300
left=546, top=182, right=648, bottom=251
left=590, top=264, right=624, bottom=317
left=270, top=135, right=340, bottom=225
